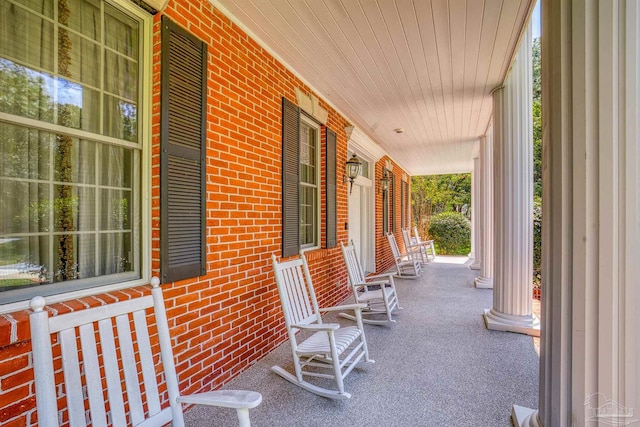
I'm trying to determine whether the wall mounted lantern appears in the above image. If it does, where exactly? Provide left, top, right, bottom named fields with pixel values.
left=345, top=153, right=362, bottom=194
left=379, top=169, right=390, bottom=194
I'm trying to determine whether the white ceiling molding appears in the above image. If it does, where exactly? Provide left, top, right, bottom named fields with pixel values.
left=345, top=126, right=385, bottom=162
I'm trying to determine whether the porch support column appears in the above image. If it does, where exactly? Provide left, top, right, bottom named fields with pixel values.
left=483, top=23, right=539, bottom=337
left=514, top=1, right=640, bottom=426
left=469, top=156, right=481, bottom=269
left=475, top=130, right=493, bottom=288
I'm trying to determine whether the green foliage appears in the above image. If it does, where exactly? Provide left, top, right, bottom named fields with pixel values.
left=532, top=37, right=542, bottom=287
left=427, top=212, right=471, bottom=255
left=411, top=173, right=471, bottom=239
left=533, top=197, right=542, bottom=289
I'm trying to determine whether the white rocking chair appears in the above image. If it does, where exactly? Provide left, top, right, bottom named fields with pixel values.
left=413, top=226, right=436, bottom=261
left=270, top=254, right=374, bottom=399
left=340, top=242, right=402, bottom=324
left=30, top=277, right=262, bottom=427
left=386, top=232, right=422, bottom=278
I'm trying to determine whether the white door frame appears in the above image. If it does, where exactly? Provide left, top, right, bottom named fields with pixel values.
left=347, top=151, right=376, bottom=273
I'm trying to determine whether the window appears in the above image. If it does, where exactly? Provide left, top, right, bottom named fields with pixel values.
left=281, top=97, right=335, bottom=256
left=0, top=0, right=150, bottom=304
left=299, top=115, right=320, bottom=248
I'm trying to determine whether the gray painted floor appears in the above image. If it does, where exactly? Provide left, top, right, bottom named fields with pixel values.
left=184, top=259, right=539, bottom=427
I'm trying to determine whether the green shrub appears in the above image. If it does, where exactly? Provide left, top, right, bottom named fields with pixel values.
left=428, top=212, right=471, bottom=255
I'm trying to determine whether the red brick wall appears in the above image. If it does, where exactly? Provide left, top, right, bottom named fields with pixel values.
left=0, top=0, right=411, bottom=425
left=374, top=156, right=412, bottom=274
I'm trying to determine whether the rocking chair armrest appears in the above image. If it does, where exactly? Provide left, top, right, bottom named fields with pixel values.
left=294, top=323, right=340, bottom=331
left=364, top=273, right=395, bottom=281
left=177, top=390, right=262, bottom=409
left=320, top=303, right=367, bottom=313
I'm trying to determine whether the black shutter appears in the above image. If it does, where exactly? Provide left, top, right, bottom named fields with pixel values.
left=400, top=181, right=405, bottom=229
left=390, top=172, right=395, bottom=232
left=160, top=17, right=207, bottom=283
left=282, top=98, right=300, bottom=257
left=325, top=128, right=337, bottom=248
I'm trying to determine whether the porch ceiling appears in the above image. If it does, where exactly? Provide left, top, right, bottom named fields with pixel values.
left=211, top=0, right=534, bottom=176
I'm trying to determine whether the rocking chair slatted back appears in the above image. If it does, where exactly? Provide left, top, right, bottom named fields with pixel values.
left=31, top=293, right=177, bottom=427
left=30, top=278, right=262, bottom=427
left=342, top=243, right=366, bottom=286
left=387, top=233, right=403, bottom=260
left=272, top=255, right=320, bottom=328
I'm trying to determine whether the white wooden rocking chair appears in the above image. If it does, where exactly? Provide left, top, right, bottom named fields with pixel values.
left=386, top=232, right=422, bottom=278
left=413, top=226, right=436, bottom=261
left=340, top=242, right=402, bottom=324
left=30, top=277, right=262, bottom=427
left=270, top=254, right=374, bottom=399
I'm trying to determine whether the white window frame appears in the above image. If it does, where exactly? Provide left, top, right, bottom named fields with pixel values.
left=0, top=0, right=152, bottom=314
left=299, top=114, right=320, bottom=251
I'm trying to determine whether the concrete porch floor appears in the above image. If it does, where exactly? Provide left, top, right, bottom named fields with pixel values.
left=184, top=259, right=539, bottom=427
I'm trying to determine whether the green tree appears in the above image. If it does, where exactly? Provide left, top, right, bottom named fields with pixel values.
left=532, top=37, right=542, bottom=288
left=411, top=173, right=471, bottom=239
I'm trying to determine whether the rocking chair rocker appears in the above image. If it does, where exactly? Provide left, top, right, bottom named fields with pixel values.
left=340, top=242, right=402, bottom=324
left=270, top=254, right=374, bottom=399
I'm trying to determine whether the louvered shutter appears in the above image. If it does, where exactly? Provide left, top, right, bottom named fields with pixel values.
left=160, top=17, right=207, bottom=283
left=390, top=173, right=396, bottom=232
left=282, top=98, right=300, bottom=257
left=325, top=128, right=337, bottom=248
left=401, top=181, right=406, bottom=229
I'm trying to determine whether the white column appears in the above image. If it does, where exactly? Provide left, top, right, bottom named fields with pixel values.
left=483, top=23, right=539, bottom=337
left=469, top=157, right=481, bottom=269
left=475, top=130, right=493, bottom=288
left=514, top=1, right=640, bottom=426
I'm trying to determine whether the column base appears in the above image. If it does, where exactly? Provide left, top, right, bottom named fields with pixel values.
left=475, top=277, right=493, bottom=288
left=469, top=261, right=481, bottom=270
left=483, top=308, right=540, bottom=337
left=512, top=406, right=541, bottom=427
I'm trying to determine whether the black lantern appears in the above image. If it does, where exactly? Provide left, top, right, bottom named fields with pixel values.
left=345, top=153, right=362, bottom=194
left=379, top=169, right=390, bottom=194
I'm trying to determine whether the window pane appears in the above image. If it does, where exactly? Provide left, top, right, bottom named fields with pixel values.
left=299, top=122, right=316, bottom=185
left=53, top=184, right=95, bottom=232
left=99, top=145, right=132, bottom=187
left=99, top=232, right=132, bottom=275
left=299, top=185, right=316, bottom=246
left=0, top=181, right=50, bottom=234
left=65, top=0, right=101, bottom=41
left=104, top=50, right=137, bottom=101
left=0, top=235, right=52, bottom=289
left=0, top=123, right=52, bottom=180
left=62, top=31, right=101, bottom=88
left=0, top=62, right=56, bottom=122
left=104, top=95, right=137, bottom=142
left=105, top=3, right=139, bottom=59
left=54, top=137, right=96, bottom=184
left=0, top=4, right=55, bottom=72
left=100, top=189, right=131, bottom=230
